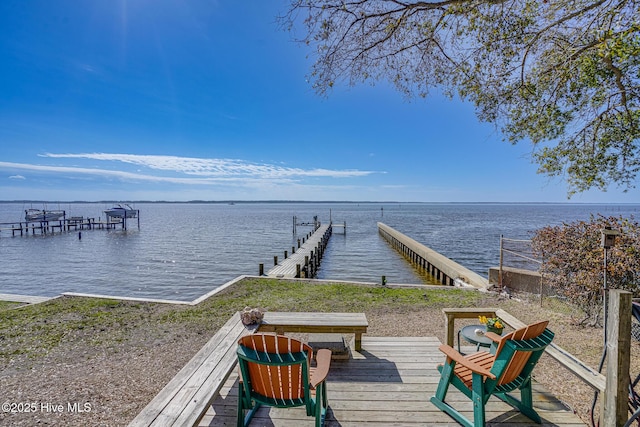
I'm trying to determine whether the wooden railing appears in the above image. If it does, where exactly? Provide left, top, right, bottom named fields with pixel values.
left=128, top=312, right=253, bottom=427
left=443, top=290, right=632, bottom=426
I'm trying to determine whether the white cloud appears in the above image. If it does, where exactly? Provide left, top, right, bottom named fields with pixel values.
left=0, top=153, right=378, bottom=199
left=40, top=153, right=375, bottom=179
left=8, top=175, right=26, bottom=180
left=0, top=161, right=294, bottom=186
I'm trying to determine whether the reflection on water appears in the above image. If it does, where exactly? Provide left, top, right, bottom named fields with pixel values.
left=0, top=202, right=637, bottom=301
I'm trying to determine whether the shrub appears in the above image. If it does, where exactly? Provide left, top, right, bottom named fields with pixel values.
left=532, top=215, right=640, bottom=326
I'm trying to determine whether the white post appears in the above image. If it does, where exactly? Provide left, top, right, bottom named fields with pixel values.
left=498, top=235, right=504, bottom=289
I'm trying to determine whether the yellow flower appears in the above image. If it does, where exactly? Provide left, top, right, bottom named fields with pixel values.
left=479, top=316, right=504, bottom=329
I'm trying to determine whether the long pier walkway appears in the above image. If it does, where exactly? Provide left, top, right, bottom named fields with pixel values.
left=378, top=222, right=489, bottom=289
left=267, top=224, right=332, bottom=278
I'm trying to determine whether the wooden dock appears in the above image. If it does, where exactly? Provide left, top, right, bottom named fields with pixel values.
left=266, top=224, right=332, bottom=278
left=0, top=216, right=138, bottom=237
left=199, top=336, right=585, bottom=426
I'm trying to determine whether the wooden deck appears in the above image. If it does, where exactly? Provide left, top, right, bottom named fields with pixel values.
left=198, top=336, right=586, bottom=426
left=267, top=224, right=331, bottom=278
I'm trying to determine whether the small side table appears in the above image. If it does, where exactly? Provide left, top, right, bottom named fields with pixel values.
left=458, top=324, right=493, bottom=353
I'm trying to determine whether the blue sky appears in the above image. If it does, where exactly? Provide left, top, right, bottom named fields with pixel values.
left=1, top=1, right=637, bottom=203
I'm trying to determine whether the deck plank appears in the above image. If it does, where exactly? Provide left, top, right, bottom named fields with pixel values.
left=199, top=336, right=585, bottom=426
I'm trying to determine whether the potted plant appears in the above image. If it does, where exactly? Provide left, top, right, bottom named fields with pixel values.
left=479, top=315, right=504, bottom=335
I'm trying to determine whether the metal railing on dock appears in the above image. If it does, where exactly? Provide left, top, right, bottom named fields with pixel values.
left=331, top=221, right=346, bottom=234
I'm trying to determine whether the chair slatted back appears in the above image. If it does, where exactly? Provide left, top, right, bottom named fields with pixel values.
left=238, top=334, right=312, bottom=402
left=432, top=318, right=554, bottom=427
left=494, top=320, right=549, bottom=385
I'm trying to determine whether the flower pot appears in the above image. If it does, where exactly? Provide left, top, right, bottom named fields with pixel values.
left=486, top=326, right=504, bottom=335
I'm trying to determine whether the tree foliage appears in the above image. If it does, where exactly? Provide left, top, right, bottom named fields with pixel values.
left=531, top=215, right=640, bottom=325
left=281, top=0, right=640, bottom=196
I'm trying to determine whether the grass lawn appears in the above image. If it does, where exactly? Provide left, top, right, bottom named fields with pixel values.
left=0, top=301, right=22, bottom=311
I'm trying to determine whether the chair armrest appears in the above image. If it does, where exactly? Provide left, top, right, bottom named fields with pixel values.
left=310, top=349, right=332, bottom=389
left=438, top=344, right=496, bottom=380
left=484, top=331, right=502, bottom=343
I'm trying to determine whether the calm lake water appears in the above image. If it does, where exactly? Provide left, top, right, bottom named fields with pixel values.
left=1, top=202, right=638, bottom=302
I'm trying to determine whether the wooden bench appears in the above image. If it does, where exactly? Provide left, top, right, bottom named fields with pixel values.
left=258, top=312, right=368, bottom=351
left=128, top=312, right=252, bottom=427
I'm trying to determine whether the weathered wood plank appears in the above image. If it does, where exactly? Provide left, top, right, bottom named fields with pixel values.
left=496, top=308, right=607, bottom=392
left=367, top=338, right=440, bottom=345
left=199, top=336, right=586, bottom=426
left=262, top=312, right=368, bottom=327
left=603, top=290, right=632, bottom=426
left=259, top=311, right=368, bottom=350
left=442, top=307, right=500, bottom=347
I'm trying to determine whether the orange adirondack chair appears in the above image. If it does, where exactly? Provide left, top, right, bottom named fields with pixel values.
left=430, top=320, right=554, bottom=427
left=236, top=334, right=331, bottom=427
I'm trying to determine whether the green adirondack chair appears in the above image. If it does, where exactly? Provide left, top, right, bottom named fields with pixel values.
left=236, top=334, right=332, bottom=427
left=430, top=320, right=554, bottom=427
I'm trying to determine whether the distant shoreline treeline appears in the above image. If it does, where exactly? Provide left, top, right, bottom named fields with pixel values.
left=1, top=200, right=639, bottom=206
